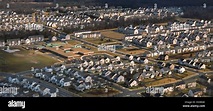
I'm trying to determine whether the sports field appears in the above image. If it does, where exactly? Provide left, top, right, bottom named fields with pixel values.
left=0, top=47, right=58, bottom=73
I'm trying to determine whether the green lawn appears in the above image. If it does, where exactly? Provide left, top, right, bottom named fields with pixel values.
left=0, top=47, right=58, bottom=73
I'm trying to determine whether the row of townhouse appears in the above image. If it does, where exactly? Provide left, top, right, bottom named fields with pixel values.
left=145, top=45, right=208, bottom=57
left=124, top=54, right=149, bottom=64
left=178, top=59, right=206, bottom=69
left=78, top=54, right=138, bottom=72
left=162, top=81, right=205, bottom=97
left=0, top=11, right=34, bottom=31
left=118, top=19, right=212, bottom=35
left=34, top=65, right=94, bottom=92
left=196, top=50, right=213, bottom=58
left=74, top=31, right=101, bottom=38
left=170, top=20, right=212, bottom=32
left=99, top=62, right=186, bottom=88
left=0, top=35, right=44, bottom=47
left=7, top=76, right=58, bottom=97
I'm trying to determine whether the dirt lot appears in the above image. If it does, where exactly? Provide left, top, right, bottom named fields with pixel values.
left=118, top=47, right=147, bottom=55
left=84, top=38, right=117, bottom=45
left=147, top=78, right=177, bottom=87
left=100, top=30, right=125, bottom=40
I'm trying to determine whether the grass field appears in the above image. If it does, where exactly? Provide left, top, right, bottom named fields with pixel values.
left=95, top=51, right=121, bottom=57
left=118, top=47, right=147, bottom=55
left=0, top=47, right=58, bottom=73
left=175, top=71, right=195, bottom=79
left=67, top=40, right=82, bottom=45
left=156, top=22, right=168, bottom=26
left=100, top=30, right=125, bottom=40
left=147, top=78, right=177, bottom=86
left=175, top=17, right=199, bottom=22
left=84, top=38, right=117, bottom=45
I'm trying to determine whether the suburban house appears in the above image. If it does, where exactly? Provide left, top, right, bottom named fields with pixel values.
left=133, top=73, right=144, bottom=81
left=198, top=75, right=209, bottom=84
left=157, top=61, right=166, bottom=68
left=73, top=82, right=86, bottom=92
left=0, top=41, right=5, bottom=47
left=74, top=31, right=101, bottom=38
left=111, top=73, right=125, bottom=83
left=187, top=82, right=197, bottom=88
left=158, top=54, right=169, bottom=61
left=163, top=84, right=174, bottom=94
left=160, top=68, right=172, bottom=75
left=123, top=34, right=143, bottom=42
left=40, top=73, right=53, bottom=81
left=174, top=65, right=186, bottom=73
left=115, top=75, right=125, bottom=83
left=175, top=81, right=186, bottom=90
left=44, top=67, right=53, bottom=73
left=33, top=69, right=43, bottom=78
left=7, top=39, right=21, bottom=46
left=188, top=88, right=203, bottom=97
left=8, top=76, right=20, bottom=84
left=74, top=31, right=92, bottom=37
left=178, top=59, right=206, bottom=69
left=139, top=58, right=149, bottom=64
left=26, top=35, right=44, bottom=44
left=165, top=63, right=175, bottom=70
left=58, top=78, right=72, bottom=87
left=113, top=56, right=121, bottom=62
left=126, top=78, right=138, bottom=87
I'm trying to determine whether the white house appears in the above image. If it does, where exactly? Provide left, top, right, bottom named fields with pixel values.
left=127, top=79, right=138, bottom=87
left=174, top=66, right=186, bottom=73
left=115, top=75, right=125, bottom=83
left=59, top=78, right=71, bottom=87
left=0, top=41, right=5, bottom=47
